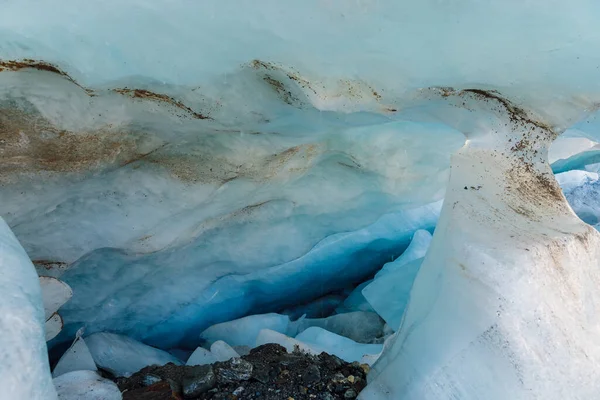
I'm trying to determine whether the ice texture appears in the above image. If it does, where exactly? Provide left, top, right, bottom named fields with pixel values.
left=209, top=341, right=240, bottom=362
left=290, top=311, right=385, bottom=343
left=363, top=258, right=424, bottom=331
left=295, top=327, right=382, bottom=365
left=361, top=92, right=600, bottom=399
left=0, top=218, right=57, bottom=399
left=199, top=313, right=291, bottom=347
left=85, top=332, right=182, bottom=377
left=53, top=371, right=121, bottom=400
left=53, top=334, right=97, bottom=378
left=186, top=347, right=217, bottom=366
left=3, top=1, right=600, bottom=398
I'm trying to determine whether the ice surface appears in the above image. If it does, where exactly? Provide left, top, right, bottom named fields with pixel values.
left=3, top=2, right=600, bottom=398
left=335, top=280, right=375, bottom=314
left=290, top=311, right=385, bottom=343
left=0, top=218, right=56, bottom=399
left=45, top=313, right=64, bottom=342
left=374, top=230, right=431, bottom=279
left=57, top=201, right=442, bottom=348
left=280, top=294, right=346, bottom=319
left=53, top=332, right=97, bottom=378
left=361, top=93, right=600, bottom=399
left=363, top=258, right=424, bottom=331
left=199, top=313, right=291, bottom=347
left=295, top=327, right=382, bottom=365
left=39, top=276, right=72, bottom=320
left=85, top=332, right=182, bottom=377
left=53, top=370, right=121, bottom=400
left=209, top=341, right=240, bottom=362
left=186, top=347, right=217, bottom=366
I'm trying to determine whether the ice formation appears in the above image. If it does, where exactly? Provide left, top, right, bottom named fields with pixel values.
left=2, top=0, right=600, bottom=399
left=85, top=332, right=182, bottom=377
left=53, top=371, right=121, bottom=400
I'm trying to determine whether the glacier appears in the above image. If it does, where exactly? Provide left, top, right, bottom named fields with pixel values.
left=2, top=0, right=600, bottom=399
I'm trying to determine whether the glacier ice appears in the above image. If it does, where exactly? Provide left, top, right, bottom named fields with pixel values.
left=363, top=258, right=424, bottom=331
left=53, top=371, right=121, bottom=400
left=52, top=333, right=97, bottom=378
left=209, top=341, right=240, bottom=362
left=85, top=332, right=182, bottom=377
left=0, top=218, right=56, bottom=399
left=295, top=327, right=383, bottom=365
left=199, top=313, right=291, bottom=348
left=373, top=230, right=431, bottom=279
left=361, top=91, right=600, bottom=399
left=2, top=1, right=600, bottom=398
left=290, top=311, right=385, bottom=343
left=186, top=347, right=217, bottom=367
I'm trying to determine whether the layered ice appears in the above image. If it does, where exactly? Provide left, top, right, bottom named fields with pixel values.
left=2, top=1, right=600, bottom=399
left=295, top=327, right=382, bottom=365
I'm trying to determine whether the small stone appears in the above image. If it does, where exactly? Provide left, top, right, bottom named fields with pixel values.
left=233, top=386, right=245, bottom=396
left=251, top=363, right=270, bottom=383
left=347, top=375, right=355, bottom=383
left=142, top=374, right=162, bottom=386
left=288, top=397, right=295, bottom=400
left=302, top=364, right=321, bottom=385
left=216, top=358, right=253, bottom=384
left=332, top=372, right=346, bottom=383
left=182, top=365, right=216, bottom=399
left=360, top=364, right=370, bottom=375
left=320, top=393, right=335, bottom=400
left=344, top=388, right=358, bottom=399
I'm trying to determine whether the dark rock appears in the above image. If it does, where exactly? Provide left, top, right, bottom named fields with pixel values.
left=251, top=362, right=270, bottom=384
left=302, top=364, right=321, bottom=385
left=320, top=393, right=335, bottom=400
left=345, top=388, right=358, bottom=399
left=319, top=352, right=344, bottom=369
left=216, top=358, right=253, bottom=384
left=182, top=365, right=216, bottom=398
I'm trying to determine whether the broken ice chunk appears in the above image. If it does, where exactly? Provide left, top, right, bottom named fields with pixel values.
left=40, top=276, right=73, bottom=320
left=186, top=347, right=217, bottom=366
left=45, top=313, right=64, bottom=342
left=85, top=332, right=182, bottom=377
left=209, top=340, right=240, bottom=362
left=53, top=370, right=121, bottom=400
left=362, top=258, right=423, bottom=330
left=53, top=333, right=97, bottom=378
left=295, top=327, right=382, bottom=365
left=289, top=311, right=385, bottom=343
left=199, top=313, right=291, bottom=347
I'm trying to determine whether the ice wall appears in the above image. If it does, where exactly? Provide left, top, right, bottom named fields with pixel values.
left=361, top=91, right=600, bottom=399
left=0, top=218, right=56, bottom=399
